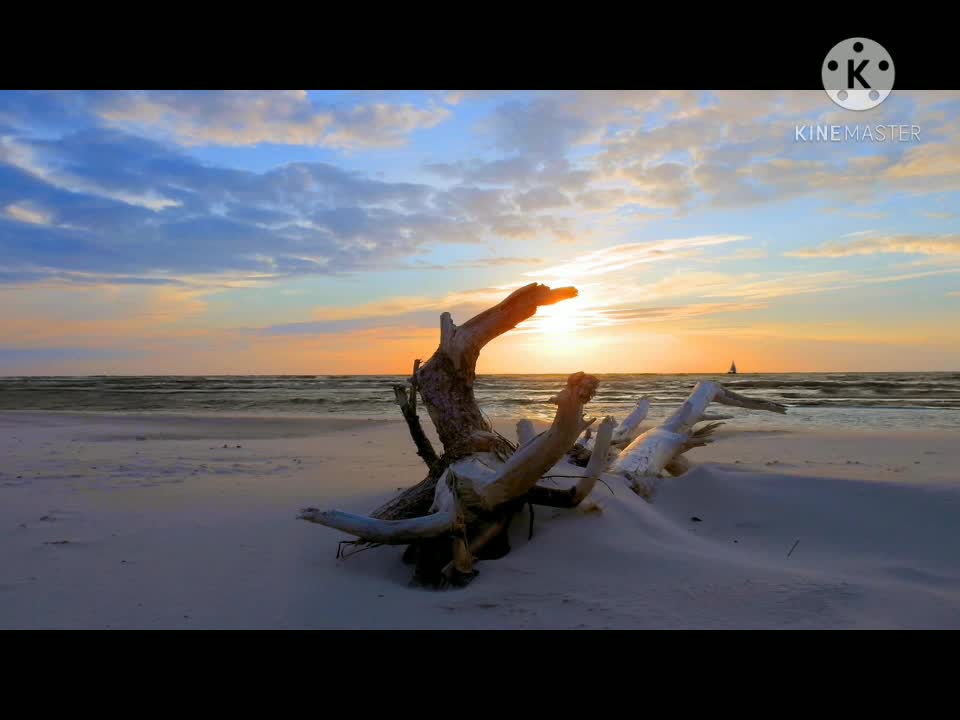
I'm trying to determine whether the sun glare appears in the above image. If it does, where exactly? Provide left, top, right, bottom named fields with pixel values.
left=536, top=300, right=581, bottom=336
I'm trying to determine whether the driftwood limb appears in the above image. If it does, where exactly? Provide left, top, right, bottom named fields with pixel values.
left=417, top=283, right=577, bottom=454
left=610, top=381, right=786, bottom=498
left=377, top=283, right=575, bottom=521
left=298, top=506, right=455, bottom=544
left=393, top=359, right=439, bottom=471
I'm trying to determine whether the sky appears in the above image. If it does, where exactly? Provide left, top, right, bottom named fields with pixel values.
left=1, top=89, right=958, bottom=375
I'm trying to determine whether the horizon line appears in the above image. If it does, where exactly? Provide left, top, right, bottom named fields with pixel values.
left=1, top=370, right=958, bottom=378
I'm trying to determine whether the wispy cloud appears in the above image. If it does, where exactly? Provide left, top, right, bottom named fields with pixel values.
left=530, top=235, right=749, bottom=280
left=787, top=234, right=960, bottom=258
left=714, top=268, right=960, bottom=298
left=3, top=202, right=51, bottom=225
left=405, top=256, right=541, bottom=271
left=551, top=300, right=767, bottom=328
left=1, top=135, right=182, bottom=211
left=252, top=287, right=508, bottom=336
left=605, top=266, right=960, bottom=307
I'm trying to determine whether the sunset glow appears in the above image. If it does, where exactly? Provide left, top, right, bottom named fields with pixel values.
left=1, top=90, right=959, bottom=374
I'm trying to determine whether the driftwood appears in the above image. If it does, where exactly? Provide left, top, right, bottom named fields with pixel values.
left=392, top=359, right=438, bottom=470
left=299, top=282, right=787, bottom=587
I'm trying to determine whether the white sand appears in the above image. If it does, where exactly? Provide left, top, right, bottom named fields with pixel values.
left=2, top=411, right=959, bottom=629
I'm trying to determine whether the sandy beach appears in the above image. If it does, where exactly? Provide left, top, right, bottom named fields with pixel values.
left=2, top=411, right=958, bottom=629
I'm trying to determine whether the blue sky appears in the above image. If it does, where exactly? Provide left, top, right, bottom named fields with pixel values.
left=0, top=89, right=958, bottom=374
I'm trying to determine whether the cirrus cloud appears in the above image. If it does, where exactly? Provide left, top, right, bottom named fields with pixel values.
left=787, top=234, right=960, bottom=258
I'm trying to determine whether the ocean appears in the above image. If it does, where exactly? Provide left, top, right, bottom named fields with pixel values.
left=1, top=373, right=958, bottom=431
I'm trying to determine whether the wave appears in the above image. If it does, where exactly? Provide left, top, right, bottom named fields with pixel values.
left=1, top=374, right=959, bottom=431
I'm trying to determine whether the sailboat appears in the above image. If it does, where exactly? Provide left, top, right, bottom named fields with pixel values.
left=727, top=360, right=737, bottom=374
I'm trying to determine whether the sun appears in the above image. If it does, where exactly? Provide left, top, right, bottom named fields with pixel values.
left=536, top=300, right=580, bottom=336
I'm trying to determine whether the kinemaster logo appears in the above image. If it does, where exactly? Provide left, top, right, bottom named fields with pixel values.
left=822, top=37, right=895, bottom=111
left=794, top=36, right=917, bottom=143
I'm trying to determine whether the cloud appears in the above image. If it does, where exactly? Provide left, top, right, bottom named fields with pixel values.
left=320, top=103, right=451, bottom=149
left=250, top=279, right=770, bottom=340
left=598, top=265, right=960, bottom=307
left=2, top=128, right=584, bottom=284
left=618, top=162, right=697, bottom=208
left=253, top=287, right=507, bottom=336
left=591, top=90, right=960, bottom=210
left=883, top=142, right=960, bottom=184
left=698, top=271, right=862, bottom=300
left=482, top=96, right=593, bottom=159
left=10, top=90, right=960, bottom=226
left=1, top=134, right=182, bottom=211
left=425, top=156, right=539, bottom=186
left=0, top=269, right=184, bottom=286
left=787, top=234, right=960, bottom=258
left=523, top=91, right=960, bottom=215
left=591, top=301, right=768, bottom=324
left=3, top=202, right=51, bottom=225
left=4, top=89, right=960, bottom=375
left=4, top=89, right=960, bottom=315
left=93, top=90, right=451, bottom=149
left=406, top=256, right=542, bottom=271
left=531, top=235, right=748, bottom=280
left=513, top=299, right=768, bottom=335
left=705, top=267, right=960, bottom=299
left=514, top=186, right=570, bottom=212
